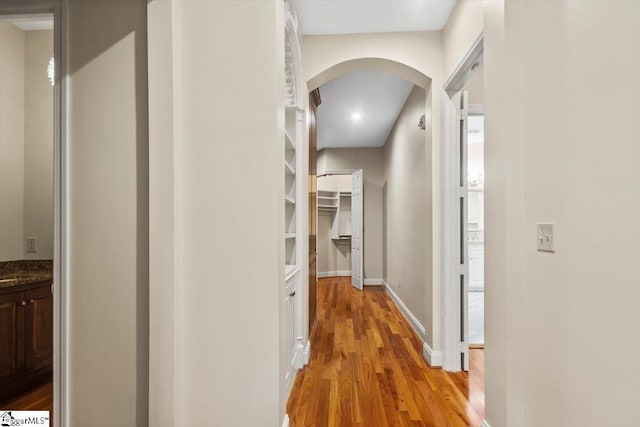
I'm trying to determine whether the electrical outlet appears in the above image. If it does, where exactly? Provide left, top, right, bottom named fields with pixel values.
left=536, top=224, right=554, bottom=253
left=26, top=237, right=37, bottom=253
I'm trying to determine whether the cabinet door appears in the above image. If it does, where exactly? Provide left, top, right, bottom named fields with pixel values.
left=25, top=285, right=53, bottom=372
left=285, top=275, right=298, bottom=391
left=0, top=291, right=26, bottom=381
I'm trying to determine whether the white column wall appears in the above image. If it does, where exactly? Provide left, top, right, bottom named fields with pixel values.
left=148, top=1, right=287, bottom=426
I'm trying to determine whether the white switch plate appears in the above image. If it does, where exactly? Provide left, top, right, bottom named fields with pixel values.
left=537, top=224, right=554, bottom=253
left=26, top=237, right=37, bottom=253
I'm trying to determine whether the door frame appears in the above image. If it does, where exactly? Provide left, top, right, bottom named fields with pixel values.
left=442, top=34, right=483, bottom=372
left=0, top=1, right=68, bottom=424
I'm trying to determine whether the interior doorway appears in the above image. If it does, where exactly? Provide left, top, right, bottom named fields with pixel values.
left=0, top=2, right=64, bottom=425
left=442, top=35, right=484, bottom=373
left=464, top=68, right=485, bottom=349
left=316, top=169, right=363, bottom=290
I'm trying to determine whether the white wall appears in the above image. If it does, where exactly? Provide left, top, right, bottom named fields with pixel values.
left=148, top=1, right=285, bottom=426
left=0, top=23, right=25, bottom=261
left=317, top=213, right=350, bottom=273
left=24, top=30, right=54, bottom=260
left=0, top=26, right=54, bottom=262
left=0, top=26, right=53, bottom=262
left=442, top=0, right=483, bottom=81
left=482, top=2, right=507, bottom=424
left=448, top=1, right=640, bottom=425
left=463, top=63, right=484, bottom=107
left=317, top=148, right=385, bottom=280
left=383, top=85, right=433, bottom=346
left=497, top=2, right=640, bottom=425
left=66, top=0, right=148, bottom=425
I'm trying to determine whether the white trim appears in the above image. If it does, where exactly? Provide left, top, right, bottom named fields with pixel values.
left=442, top=35, right=485, bottom=372
left=317, top=168, right=357, bottom=177
left=0, top=0, right=53, bottom=15
left=382, top=280, right=426, bottom=341
left=54, top=1, right=69, bottom=424
left=422, top=342, right=443, bottom=368
left=302, top=339, right=310, bottom=365
left=285, top=265, right=301, bottom=282
left=383, top=280, right=443, bottom=367
left=282, top=414, right=290, bottom=427
left=363, top=278, right=383, bottom=286
left=480, top=421, right=491, bottom=427
left=444, top=32, right=484, bottom=95
left=318, top=270, right=350, bottom=278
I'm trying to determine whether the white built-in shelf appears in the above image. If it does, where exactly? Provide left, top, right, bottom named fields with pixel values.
left=285, top=103, right=304, bottom=112
left=285, top=264, right=299, bottom=281
left=285, top=132, right=295, bottom=150
left=285, top=161, right=295, bottom=176
left=284, top=5, right=303, bottom=398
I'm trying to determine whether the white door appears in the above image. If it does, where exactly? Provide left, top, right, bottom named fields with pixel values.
left=351, top=169, right=363, bottom=290
left=458, top=91, right=470, bottom=371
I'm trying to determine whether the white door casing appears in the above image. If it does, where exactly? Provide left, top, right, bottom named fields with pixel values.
left=351, top=169, right=363, bottom=290
left=442, top=34, right=483, bottom=373
left=458, top=91, right=470, bottom=371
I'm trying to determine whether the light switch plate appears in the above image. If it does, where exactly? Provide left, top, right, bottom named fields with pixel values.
left=26, top=237, right=37, bottom=253
left=537, top=224, right=554, bottom=253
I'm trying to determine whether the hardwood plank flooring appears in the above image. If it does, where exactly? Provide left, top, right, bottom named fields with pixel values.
left=0, top=382, right=53, bottom=425
left=287, top=277, right=484, bottom=426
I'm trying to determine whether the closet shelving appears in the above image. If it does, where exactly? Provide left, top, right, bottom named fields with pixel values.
left=318, top=190, right=338, bottom=211
left=317, top=177, right=353, bottom=240
left=283, top=0, right=306, bottom=397
left=283, top=49, right=300, bottom=274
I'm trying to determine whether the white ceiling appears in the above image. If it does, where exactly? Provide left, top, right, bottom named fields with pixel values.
left=317, top=71, right=414, bottom=150
left=296, top=0, right=456, bottom=35
left=6, top=17, right=53, bottom=31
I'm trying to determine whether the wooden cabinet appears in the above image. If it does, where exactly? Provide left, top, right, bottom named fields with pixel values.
left=0, top=291, right=25, bottom=383
left=0, top=281, right=52, bottom=403
left=26, top=285, right=53, bottom=372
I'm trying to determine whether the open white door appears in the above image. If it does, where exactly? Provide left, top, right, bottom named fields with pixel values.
left=351, top=169, right=363, bottom=290
left=458, top=91, right=470, bottom=371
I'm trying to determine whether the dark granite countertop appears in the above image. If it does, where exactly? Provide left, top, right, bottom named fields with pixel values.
left=0, top=271, right=53, bottom=289
left=0, top=260, right=53, bottom=290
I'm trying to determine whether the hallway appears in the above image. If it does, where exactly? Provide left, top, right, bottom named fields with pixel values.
left=287, top=277, right=484, bottom=426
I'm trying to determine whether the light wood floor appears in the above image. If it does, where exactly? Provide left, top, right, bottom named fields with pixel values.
left=287, top=277, right=484, bottom=426
left=1, top=382, right=53, bottom=425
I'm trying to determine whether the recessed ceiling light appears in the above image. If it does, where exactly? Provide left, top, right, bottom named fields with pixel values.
left=350, top=112, right=362, bottom=122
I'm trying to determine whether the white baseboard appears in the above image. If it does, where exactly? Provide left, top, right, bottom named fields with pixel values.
left=302, top=339, right=310, bottom=365
left=318, top=270, right=350, bottom=278
left=382, top=280, right=426, bottom=341
left=480, top=421, right=491, bottom=427
left=382, top=280, right=443, bottom=368
left=364, top=278, right=383, bottom=285
left=423, top=341, right=443, bottom=368
left=282, top=414, right=289, bottom=427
